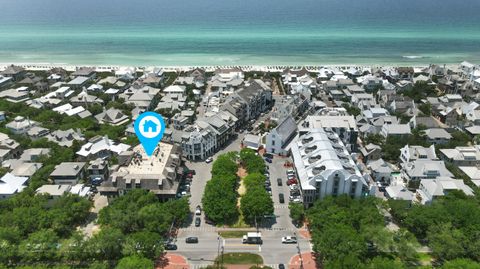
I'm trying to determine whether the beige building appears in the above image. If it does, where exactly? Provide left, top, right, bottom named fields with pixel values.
left=99, top=143, right=182, bottom=201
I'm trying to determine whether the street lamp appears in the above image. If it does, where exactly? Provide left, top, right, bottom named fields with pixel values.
left=216, top=236, right=221, bottom=269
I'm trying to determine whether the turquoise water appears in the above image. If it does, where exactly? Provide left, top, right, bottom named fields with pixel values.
left=1, top=0, right=480, bottom=66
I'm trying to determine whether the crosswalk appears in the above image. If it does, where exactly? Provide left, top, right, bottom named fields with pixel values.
left=180, top=227, right=299, bottom=233
left=180, top=227, right=218, bottom=232
left=190, top=263, right=281, bottom=269
left=274, top=205, right=289, bottom=209
left=190, top=264, right=214, bottom=269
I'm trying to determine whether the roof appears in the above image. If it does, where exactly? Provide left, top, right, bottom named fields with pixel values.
left=424, top=128, right=452, bottom=140
left=290, top=128, right=367, bottom=191
left=36, top=184, right=71, bottom=196
left=50, top=162, right=86, bottom=177
left=0, top=173, right=28, bottom=195
left=382, top=124, right=411, bottom=135
left=95, top=108, right=129, bottom=125
left=405, top=160, right=453, bottom=178
left=466, top=126, right=480, bottom=135
left=68, top=76, right=89, bottom=85
left=76, top=136, right=130, bottom=157
left=274, top=116, right=297, bottom=143
left=385, top=185, right=414, bottom=200
left=412, top=116, right=441, bottom=128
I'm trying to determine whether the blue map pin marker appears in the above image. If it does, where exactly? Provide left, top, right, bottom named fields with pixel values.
left=134, top=111, right=166, bottom=156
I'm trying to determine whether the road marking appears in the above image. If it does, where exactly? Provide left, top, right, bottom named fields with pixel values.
left=259, top=245, right=262, bottom=252
left=225, top=243, right=261, bottom=248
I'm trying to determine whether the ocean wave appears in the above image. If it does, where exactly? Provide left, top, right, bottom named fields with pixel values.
left=402, top=55, right=424, bottom=59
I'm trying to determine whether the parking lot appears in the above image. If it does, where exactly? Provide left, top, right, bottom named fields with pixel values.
left=265, top=155, right=298, bottom=230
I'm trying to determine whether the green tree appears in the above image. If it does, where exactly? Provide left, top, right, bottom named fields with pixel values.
left=418, top=103, right=432, bottom=116
left=86, top=227, right=124, bottom=261
left=427, top=223, right=466, bottom=261
left=122, top=231, right=163, bottom=260
left=289, top=202, right=305, bottom=226
left=440, top=259, right=480, bottom=269
left=18, top=229, right=60, bottom=262
left=240, top=187, right=274, bottom=224
left=365, top=257, right=406, bottom=269
left=240, top=148, right=265, bottom=174
left=115, top=255, right=154, bottom=269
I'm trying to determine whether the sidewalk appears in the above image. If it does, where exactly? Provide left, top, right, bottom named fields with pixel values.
left=156, top=254, right=190, bottom=269
left=289, top=252, right=317, bottom=269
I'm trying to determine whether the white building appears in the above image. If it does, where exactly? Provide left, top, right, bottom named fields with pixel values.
left=291, top=129, right=369, bottom=207
left=0, top=173, right=28, bottom=199
left=265, top=116, right=297, bottom=155
left=5, top=116, right=38, bottom=135
left=302, top=112, right=358, bottom=151
left=415, top=178, right=474, bottom=205
left=76, top=136, right=130, bottom=160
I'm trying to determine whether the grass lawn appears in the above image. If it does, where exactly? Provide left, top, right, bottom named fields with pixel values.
left=216, top=253, right=263, bottom=264
left=218, top=230, right=250, bottom=238
left=230, top=214, right=250, bottom=228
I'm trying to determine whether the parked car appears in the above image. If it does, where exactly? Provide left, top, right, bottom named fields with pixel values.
left=91, top=177, right=103, bottom=186
left=195, top=205, right=202, bottom=215
left=282, top=236, right=297, bottom=244
left=185, top=237, right=198, bottom=244
left=277, top=178, right=283, bottom=186
left=195, top=217, right=201, bottom=227
left=289, top=184, right=299, bottom=190
left=205, top=157, right=213, bottom=163
left=264, top=153, right=274, bottom=159
left=292, top=198, right=302, bottom=203
left=264, top=157, right=272, bottom=163
left=279, top=193, right=285, bottom=203
left=287, top=179, right=297, bottom=186
left=165, top=243, right=177, bottom=250
left=265, top=186, right=272, bottom=192
left=279, top=264, right=285, bottom=269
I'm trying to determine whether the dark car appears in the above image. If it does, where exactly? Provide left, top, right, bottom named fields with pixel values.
left=279, top=193, right=285, bottom=204
left=195, top=217, right=201, bottom=227
left=279, top=264, right=285, bottom=269
left=185, top=237, right=198, bottom=243
left=165, top=243, right=177, bottom=250
left=264, top=153, right=274, bottom=159
left=277, top=178, right=282, bottom=186
left=264, top=157, right=272, bottom=163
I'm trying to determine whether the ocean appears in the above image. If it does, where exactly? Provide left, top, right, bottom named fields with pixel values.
left=0, top=0, right=480, bottom=66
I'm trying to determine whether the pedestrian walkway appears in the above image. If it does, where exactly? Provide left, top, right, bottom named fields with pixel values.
left=189, top=264, right=214, bottom=269
left=156, top=254, right=190, bottom=269
left=289, top=252, right=317, bottom=269
left=179, top=227, right=217, bottom=232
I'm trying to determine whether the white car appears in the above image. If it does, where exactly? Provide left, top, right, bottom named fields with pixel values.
left=281, top=236, right=297, bottom=244
left=205, top=157, right=213, bottom=163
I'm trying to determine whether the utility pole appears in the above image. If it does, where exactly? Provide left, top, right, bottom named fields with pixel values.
left=294, top=232, right=304, bottom=269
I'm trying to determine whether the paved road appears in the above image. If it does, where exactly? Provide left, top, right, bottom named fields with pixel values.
left=182, top=132, right=245, bottom=228
left=175, top=140, right=311, bottom=266
left=268, top=155, right=297, bottom=231
left=174, top=233, right=311, bottom=266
